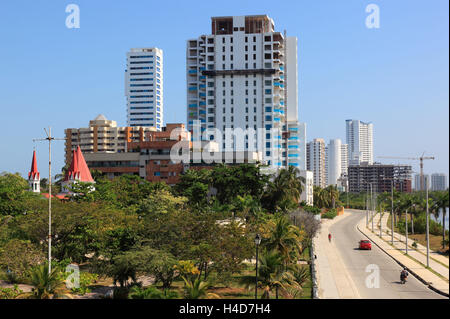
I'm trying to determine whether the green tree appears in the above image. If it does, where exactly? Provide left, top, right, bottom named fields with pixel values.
left=313, top=186, right=329, bottom=209
left=432, top=191, right=449, bottom=249
left=0, top=173, right=38, bottom=216
left=20, top=263, right=70, bottom=299
left=264, top=215, right=303, bottom=267
left=240, top=249, right=301, bottom=299
left=263, top=166, right=305, bottom=213
left=0, top=239, right=45, bottom=282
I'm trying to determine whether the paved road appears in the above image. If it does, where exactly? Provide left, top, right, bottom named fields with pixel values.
left=329, top=210, right=446, bottom=299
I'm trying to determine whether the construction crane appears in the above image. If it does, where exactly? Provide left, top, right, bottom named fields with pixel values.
left=377, top=152, right=435, bottom=190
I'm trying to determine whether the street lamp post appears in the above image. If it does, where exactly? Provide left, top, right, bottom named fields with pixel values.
left=33, top=127, right=65, bottom=274
left=390, top=180, right=394, bottom=245
left=379, top=201, right=382, bottom=238
left=254, top=234, right=261, bottom=299
left=405, top=208, right=408, bottom=255
left=381, top=176, right=395, bottom=244
left=365, top=194, right=369, bottom=227
left=371, top=184, right=374, bottom=232
left=425, top=179, right=430, bottom=267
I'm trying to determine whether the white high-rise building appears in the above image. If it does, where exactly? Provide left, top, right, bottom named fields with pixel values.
left=299, top=170, right=314, bottom=205
left=341, top=143, right=348, bottom=174
left=414, top=174, right=430, bottom=191
left=346, top=119, right=373, bottom=165
left=307, top=138, right=326, bottom=188
left=324, top=140, right=348, bottom=186
left=326, top=139, right=343, bottom=186
left=431, top=173, right=447, bottom=191
left=125, top=48, right=163, bottom=130
left=186, top=15, right=300, bottom=168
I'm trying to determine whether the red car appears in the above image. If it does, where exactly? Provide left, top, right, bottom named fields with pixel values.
left=359, top=240, right=372, bottom=250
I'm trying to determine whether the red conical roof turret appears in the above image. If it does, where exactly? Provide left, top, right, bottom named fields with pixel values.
left=64, top=146, right=94, bottom=183
left=28, top=150, right=40, bottom=180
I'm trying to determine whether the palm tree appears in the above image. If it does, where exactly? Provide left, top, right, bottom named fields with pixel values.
left=432, top=191, right=449, bottom=249
left=265, top=215, right=302, bottom=267
left=19, top=264, right=71, bottom=299
left=313, top=186, right=329, bottom=209
left=240, top=249, right=301, bottom=299
left=264, top=166, right=305, bottom=213
left=181, top=276, right=219, bottom=299
left=324, top=185, right=339, bottom=209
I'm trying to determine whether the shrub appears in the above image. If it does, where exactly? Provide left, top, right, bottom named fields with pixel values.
left=128, top=285, right=179, bottom=299
left=322, top=209, right=337, bottom=219
left=113, top=286, right=130, bottom=299
left=0, top=285, right=23, bottom=299
left=303, top=206, right=321, bottom=215
left=70, top=272, right=98, bottom=295
left=397, top=214, right=444, bottom=235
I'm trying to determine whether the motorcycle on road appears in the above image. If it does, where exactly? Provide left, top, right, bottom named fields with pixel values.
left=400, top=269, right=408, bottom=284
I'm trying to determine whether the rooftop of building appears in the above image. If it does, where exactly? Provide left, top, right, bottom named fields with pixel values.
left=129, top=47, right=163, bottom=53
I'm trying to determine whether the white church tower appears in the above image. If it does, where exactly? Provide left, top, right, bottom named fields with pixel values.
left=28, top=150, right=40, bottom=193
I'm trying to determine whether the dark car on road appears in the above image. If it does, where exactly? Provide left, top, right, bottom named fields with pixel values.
left=359, top=240, right=372, bottom=250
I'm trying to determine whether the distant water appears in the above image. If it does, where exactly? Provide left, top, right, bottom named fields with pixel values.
left=431, top=207, right=449, bottom=231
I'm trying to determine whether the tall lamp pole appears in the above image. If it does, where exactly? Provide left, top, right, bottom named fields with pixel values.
left=425, top=179, right=430, bottom=267
left=390, top=180, right=394, bottom=245
left=405, top=208, right=408, bottom=255
left=370, top=183, right=374, bottom=232
left=254, top=234, right=261, bottom=299
left=33, top=127, right=65, bottom=274
left=365, top=194, right=369, bottom=227
left=381, top=177, right=395, bottom=245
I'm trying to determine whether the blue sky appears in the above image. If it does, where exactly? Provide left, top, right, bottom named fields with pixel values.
left=0, top=0, right=448, bottom=180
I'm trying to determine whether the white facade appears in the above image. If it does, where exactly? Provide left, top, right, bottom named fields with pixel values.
left=346, top=119, right=373, bottom=165
left=186, top=15, right=299, bottom=168
left=414, top=174, right=430, bottom=191
left=299, top=170, right=314, bottom=206
left=307, top=138, right=326, bottom=188
left=125, top=48, right=163, bottom=130
left=326, top=139, right=342, bottom=186
left=287, top=121, right=306, bottom=170
left=431, top=173, right=447, bottom=191
left=340, top=143, right=348, bottom=174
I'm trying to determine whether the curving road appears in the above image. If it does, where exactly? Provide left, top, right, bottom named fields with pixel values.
left=328, top=210, right=446, bottom=299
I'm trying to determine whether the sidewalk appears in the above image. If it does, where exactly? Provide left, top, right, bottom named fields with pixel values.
left=376, top=213, right=449, bottom=268
left=358, top=212, right=449, bottom=296
left=314, top=212, right=361, bottom=299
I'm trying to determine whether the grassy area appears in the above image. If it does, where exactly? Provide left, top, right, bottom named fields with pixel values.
left=387, top=214, right=449, bottom=255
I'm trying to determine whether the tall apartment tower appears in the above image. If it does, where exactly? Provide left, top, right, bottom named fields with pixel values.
left=186, top=15, right=300, bottom=168
left=125, top=48, right=163, bottom=130
left=65, top=114, right=156, bottom=167
left=346, top=119, right=373, bottom=165
left=414, top=174, right=430, bottom=191
left=307, top=138, right=326, bottom=187
left=340, top=143, right=348, bottom=175
left=431, top=173, right=447, bottom=191
left=326, top=139, right=343, bottom=186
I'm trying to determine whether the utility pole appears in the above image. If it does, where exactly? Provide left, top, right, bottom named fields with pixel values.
left=379, top=201, right=382, bottom=238
left=391, top=179, right=394, bottom=245
left=371, top=183, right=374, bottom=232
left=405, top=208, right=408, bottom=255
left=381, top=176, right=395, bottom=245
left=33, top=127, right=65, bottom=274
left=425, top=178, right=430, bottom=267
left=365, top=194, right=368, bottom=227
